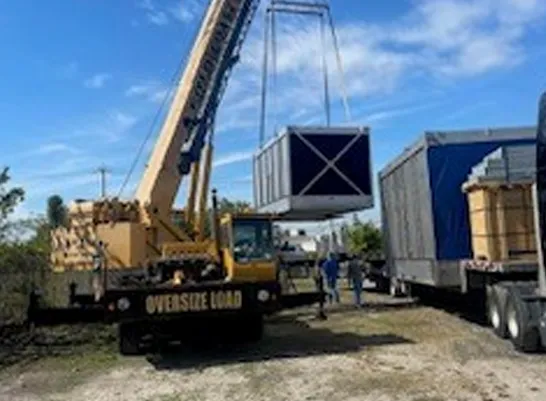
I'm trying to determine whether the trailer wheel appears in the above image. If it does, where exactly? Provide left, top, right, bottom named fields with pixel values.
left=118, top=323, right=142, bottom=356
left=389, top=278, right=402, bottom=298
left=486, top=285, right=508, bottom=338
left=504, top=290, right=540, bottom=353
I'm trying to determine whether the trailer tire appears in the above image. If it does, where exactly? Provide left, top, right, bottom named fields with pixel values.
left=118, top=323, right=142, bottom=356
left=487, top=285, right=508, bottom=338
left=504, top=289, right=541, bottom=353
left=389, top=278, right=403, bottom=298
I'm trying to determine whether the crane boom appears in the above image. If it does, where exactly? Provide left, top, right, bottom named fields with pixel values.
left=50, top=0, right=262, bottom=272
left=135, top=0, right=259, bottom=221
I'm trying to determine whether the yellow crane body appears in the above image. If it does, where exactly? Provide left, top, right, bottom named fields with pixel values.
left=29, top=0, right=327, bottom=356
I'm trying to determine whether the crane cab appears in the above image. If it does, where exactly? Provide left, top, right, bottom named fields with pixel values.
left=219, top=213, right=278, bottom=283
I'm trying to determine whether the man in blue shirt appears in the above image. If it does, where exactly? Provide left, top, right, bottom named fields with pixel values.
left=321, top=252, right=340, bottom=304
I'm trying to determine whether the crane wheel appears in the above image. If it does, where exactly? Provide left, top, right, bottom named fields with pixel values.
left=118, top=323, right=143, bottom=356
left=504, top=288, right=541, bottom=353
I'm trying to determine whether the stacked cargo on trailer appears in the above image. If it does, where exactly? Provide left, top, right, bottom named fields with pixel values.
left=375, top=122, right=546, bottom=352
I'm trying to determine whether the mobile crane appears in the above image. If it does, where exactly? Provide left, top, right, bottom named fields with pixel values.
left=27, top=0, right=326, bottom=355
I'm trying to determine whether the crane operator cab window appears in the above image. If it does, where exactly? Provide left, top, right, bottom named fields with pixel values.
left=232, top=219, right=274, bottom=263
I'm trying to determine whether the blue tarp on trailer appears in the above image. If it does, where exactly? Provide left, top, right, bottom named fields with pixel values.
left=427, top=138, right=536, bottom=260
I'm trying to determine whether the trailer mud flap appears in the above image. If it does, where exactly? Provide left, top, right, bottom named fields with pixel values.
left=279, top=291, right=325, bottom=310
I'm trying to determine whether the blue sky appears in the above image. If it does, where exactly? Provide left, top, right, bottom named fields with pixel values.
left=2, top=0, right=546, bottom=232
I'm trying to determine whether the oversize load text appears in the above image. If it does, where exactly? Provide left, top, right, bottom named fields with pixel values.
left=145, top=290, right=243, bottom=314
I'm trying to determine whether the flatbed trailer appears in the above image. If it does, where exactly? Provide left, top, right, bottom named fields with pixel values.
left=27, top=278, right=326, bottom=355
left=366, top=93, right=546, bottom=353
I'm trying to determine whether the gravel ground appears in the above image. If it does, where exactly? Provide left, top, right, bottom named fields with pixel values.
left=0, top=288, right=545, bottom=401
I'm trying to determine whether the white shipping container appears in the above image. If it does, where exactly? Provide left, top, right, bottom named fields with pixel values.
left=253, top=126, right=373, bottom=219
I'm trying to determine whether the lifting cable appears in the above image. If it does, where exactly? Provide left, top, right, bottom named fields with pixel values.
left=117, top=1, right=212, bottom=199
left=271, top=8, right=279, bottom=137
left=258, top=0, right=351, bottom=149
left=325, top=6, right=351, bottom=123
left=258, top=7, right=271, bottom=149
left=319, top=12, right=330, bottom=126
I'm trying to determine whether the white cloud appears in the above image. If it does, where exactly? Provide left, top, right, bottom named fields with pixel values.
left=67, top=110, right=138, bottom=143
left=170, top=0, right=202, bottom=23
left=213, top=151, right=254, bottom=168
left=225, top=0, right=545, bottom=126
left=125, top=81, right=170, bottom=103
left=386, top=0, right=546, bottom=77
left=148, top=11, right=169, bottom=26
left=84, top=73, right=111, bottom=89
left=33, top=143, right=79, bottom=155
left=11, top=153, right=132, bottom=211
left=138, top=0, right=168, bottom=26
left=112, top=111, right=137, bottom=129
left=137, top=0, right=202, bottom=26
left=356, top=102, right=444, bottom=125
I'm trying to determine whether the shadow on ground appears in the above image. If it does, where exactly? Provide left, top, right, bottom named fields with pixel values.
left=146, top=315, right=414, bottom=371
left=409, top=286, right=489, bottom=326
left=276, top=298, right=418, bottom=321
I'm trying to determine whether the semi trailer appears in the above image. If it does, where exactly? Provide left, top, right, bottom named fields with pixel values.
left=367, top=93, right=546, bottom=352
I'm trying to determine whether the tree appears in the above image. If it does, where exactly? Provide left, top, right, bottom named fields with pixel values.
left=0, top=167, right=25, bottom=243
left=217, top=198, right=253, bottom=214
left=0, top=169, right=50, bottom=323
left=346, top=214, right=383, bottom=255
left=46, top=194, right=67, bottom=228
left=19, top=216, right=51, bottom=252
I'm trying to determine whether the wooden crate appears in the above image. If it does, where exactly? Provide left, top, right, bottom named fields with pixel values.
left=462, top=180, right=536, bottom=261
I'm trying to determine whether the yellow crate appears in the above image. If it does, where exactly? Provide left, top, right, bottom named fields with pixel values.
left=462, top=180, right=536, bottom=261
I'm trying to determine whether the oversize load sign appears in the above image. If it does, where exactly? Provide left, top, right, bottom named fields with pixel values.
left=145, top=290, right=243, bottom=314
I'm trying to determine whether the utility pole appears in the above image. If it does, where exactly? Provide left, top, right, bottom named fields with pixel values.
left=95, top=165, right=110, bottom=198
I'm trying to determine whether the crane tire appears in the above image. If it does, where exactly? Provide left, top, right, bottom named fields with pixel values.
left=118, top=323, right=142, bottom=356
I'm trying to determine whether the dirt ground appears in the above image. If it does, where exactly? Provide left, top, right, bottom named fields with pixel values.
left=0, top=286, right=545, bottom=401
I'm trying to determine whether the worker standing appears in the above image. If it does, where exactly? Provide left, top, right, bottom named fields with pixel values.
left=321, top=252, right=340, bottom=304
left=347, top=254, right=364, bottom=307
